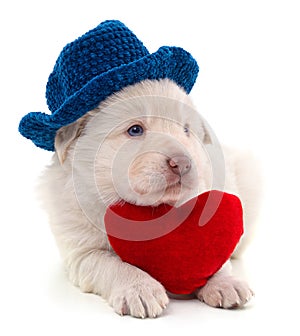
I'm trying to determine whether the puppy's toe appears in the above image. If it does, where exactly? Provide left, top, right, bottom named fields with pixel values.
left=196, top=275, right=254, bottom=309
left=109, top=277, right=169, bottom=318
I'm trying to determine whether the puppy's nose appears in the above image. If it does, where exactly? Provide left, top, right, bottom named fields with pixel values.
left=168, top=155, right=191, bottom=176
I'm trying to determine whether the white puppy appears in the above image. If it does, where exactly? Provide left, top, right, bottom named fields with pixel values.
left=38, top=79, right=260, bottom=318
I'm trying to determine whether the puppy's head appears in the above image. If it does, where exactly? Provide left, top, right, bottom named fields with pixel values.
left=55, top=79, right=213, bottom=207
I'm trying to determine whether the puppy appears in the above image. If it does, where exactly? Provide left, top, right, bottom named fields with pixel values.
left=39, top=79, right=260, bottom=317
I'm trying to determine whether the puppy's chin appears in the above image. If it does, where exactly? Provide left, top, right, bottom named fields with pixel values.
left=152, top=185, right=184, bottom=206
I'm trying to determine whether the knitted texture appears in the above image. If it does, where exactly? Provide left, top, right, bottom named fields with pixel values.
left=19, top=20, right=199, bottom=151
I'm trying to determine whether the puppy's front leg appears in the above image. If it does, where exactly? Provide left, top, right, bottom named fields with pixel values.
left=195, top=261, right=254, bottom=308
left=67, top=248, right=169, bottom=318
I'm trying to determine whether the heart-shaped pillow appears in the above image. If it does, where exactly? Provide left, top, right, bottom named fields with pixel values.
left=104, top=190, right=243, bottom=295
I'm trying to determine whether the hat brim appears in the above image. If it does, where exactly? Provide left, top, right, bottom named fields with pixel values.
left=19, top=46, right=199, bottom=151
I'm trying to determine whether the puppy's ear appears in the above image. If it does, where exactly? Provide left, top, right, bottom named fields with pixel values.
left=55, top=118, right=86, bottom=164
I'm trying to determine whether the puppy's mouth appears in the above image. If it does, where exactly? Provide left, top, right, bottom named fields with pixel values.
left=155, top=177, right=192, bottom=198
left=151, top=171, right=183, bottom=191
left=124, top=174, right=195, bottom=207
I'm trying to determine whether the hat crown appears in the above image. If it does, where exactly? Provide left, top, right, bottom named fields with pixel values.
left=46, top=20, right=149, bottom=112
left=19, top=19, right=199, bottom=151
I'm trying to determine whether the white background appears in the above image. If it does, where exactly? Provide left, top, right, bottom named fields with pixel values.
left=1, top=0, right=300, bottom=335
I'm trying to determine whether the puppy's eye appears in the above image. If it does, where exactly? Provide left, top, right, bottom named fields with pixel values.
left=127, top=124, right=144, bottom=137
left=184, top=124, right=190, bottom=136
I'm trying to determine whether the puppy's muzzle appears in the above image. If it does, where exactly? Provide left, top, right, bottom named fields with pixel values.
left=167, top=155, right=191, bottom=176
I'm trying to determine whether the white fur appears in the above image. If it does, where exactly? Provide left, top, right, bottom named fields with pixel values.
left=38, top=79, right=260, bottom=317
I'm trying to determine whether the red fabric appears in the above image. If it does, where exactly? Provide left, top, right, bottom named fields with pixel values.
left=105, top=190, right=243, bottom=295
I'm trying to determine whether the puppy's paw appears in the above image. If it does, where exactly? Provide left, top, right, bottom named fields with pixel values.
left=196, top=275, right=254, bottom=309
left=109, top=276, right=169, bottom=318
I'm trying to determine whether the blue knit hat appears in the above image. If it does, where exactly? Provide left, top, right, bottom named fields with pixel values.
left=19, top=20, right=199, bottom=151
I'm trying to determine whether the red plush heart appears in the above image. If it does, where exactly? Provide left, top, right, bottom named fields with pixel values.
left=104, top=190, right=243, bottom=295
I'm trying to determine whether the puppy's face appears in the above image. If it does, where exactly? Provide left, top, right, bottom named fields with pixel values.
left=57, top=80, right=213, bottom=207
